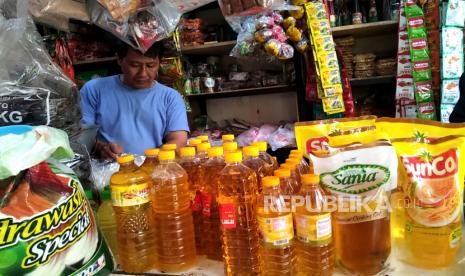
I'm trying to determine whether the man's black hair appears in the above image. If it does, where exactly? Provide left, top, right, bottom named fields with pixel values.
left=116, top=41, right=164, bottom=59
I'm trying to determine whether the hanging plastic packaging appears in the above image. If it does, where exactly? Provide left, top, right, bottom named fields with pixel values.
left=0, top=0, right=80, bottom=137
left=0, top=126, right=115, bottom=275
left=88, top=0, right=181, bottom=53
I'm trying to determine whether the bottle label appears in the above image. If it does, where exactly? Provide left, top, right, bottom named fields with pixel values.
left=219, top=203, right=236, bottom=229
left=191, top=191, right=203, bottom=211
left=295, top=213, right=332, bottom=243
left=111, top=183, right=150, bottom=207
left=201, top=192, right=212, bottom=216
left=257, top=214, right=294, bottom=246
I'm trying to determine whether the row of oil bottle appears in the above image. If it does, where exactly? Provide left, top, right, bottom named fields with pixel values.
left=94, top=134, right=378, bottom=275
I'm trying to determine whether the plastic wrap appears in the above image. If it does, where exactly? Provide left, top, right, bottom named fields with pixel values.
left=89, top=0, right=181, bottom=53
left=89, top=159, right=120, bottom=191
left=268, top=123, right=296, bottom=151
left=0, top=125, right=114, bottom=275
left=219, top=0, right=279, bottom=17
left=28, top=0, right=90, bottom=31
left=0, top=0, right=80, bottom=137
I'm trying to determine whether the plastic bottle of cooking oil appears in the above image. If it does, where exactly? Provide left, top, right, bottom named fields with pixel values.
left=253, top=141, right=278, bottom=172
left=274, top=168, right=300, bottom=195
left=294, top=174, right=334, bottom=276
left=222, top=134, right=235, bottom=143
left=287, top=157, right=310, bottom=178
left=197, top=135, right=210, bottom=143
left=257, top=176, right=296, bottom=276
left=150, top=150, right=197, bottom=272
left=140, top=148, right=159, bottom=175
left=223, top=141, right=238, bottom=154
left=196, top=142, right=211, bottom=163
left=179, top=146, right=204, bottom=255
left=218, top=151, right=260, bottom=275
left=281, top=162, right=301, bottom=187
left=288, top=152, right=312, bottom=174
left=188, top=138, right=202, bottom=147
left=201, top=146, right=226, bottom=261
left=97, top=186, right=118, bottom=263
left=110, top=154, right=157, bottom=273
left=242, top=146, right=270, bottom=193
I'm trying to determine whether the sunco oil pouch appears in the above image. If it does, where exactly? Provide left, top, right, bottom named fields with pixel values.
left=0, top=126, right=114, bottom=275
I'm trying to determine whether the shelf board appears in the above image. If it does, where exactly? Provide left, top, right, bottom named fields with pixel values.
left=332, top=20, right=398, bottom=37
left=186, top=85, right=296, bottom=99
left=73, top=56, right=118, bottom=65
left=350, top=75, right=395, bottom=86
left=181, top=41, right=237, bottom=55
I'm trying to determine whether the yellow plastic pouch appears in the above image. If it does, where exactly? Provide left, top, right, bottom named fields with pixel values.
left=322, top=95, right=345, bottom=114
left=376, top=117, right=465, bottom=140
left=294, top=116, right=377, bottom=157
left=391, top=135, right=465, bottom=269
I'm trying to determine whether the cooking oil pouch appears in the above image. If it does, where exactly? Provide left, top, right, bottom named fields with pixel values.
left=376, top=117, right=465, bottom=140
left=0, top=126, right=115, bottom=275
left=390, top=135, right=465, bottom=269
left=295, top=116, right=377, bottom=157
left=309, top=128, right=397, bottom=275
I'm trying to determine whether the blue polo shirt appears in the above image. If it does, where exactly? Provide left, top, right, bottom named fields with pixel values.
left=80, top=75, right=189, bottom=154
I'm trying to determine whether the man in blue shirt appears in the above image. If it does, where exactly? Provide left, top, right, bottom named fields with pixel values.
left=80, top=42, right=189, bottom=158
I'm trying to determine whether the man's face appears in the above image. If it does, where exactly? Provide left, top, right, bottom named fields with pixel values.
left=119, top=48, right=160, bottom=89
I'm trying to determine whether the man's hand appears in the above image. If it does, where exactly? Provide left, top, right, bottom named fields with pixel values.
left=93, top=140, right=124, bottom=160
left=164, top=131, right=188, bottom=152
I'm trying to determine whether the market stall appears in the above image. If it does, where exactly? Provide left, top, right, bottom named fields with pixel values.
left=1, top=0, right=465, bottom=275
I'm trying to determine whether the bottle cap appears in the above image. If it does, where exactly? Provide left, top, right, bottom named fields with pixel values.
left=144, top=148, right=160, bottom=156
left=197, top=135, right=209, bottom=142
left=180, top=147, right=196, bottom=157
left=117, top=154, right=134, bottom=164
left=197, top=142, right=211, bottom=152
left=301, top=174, right=320, bottom=185
left=161, top=143, right=177, bottom=150
left=208, top=147, right=224, bottom=157
left=188, top=139, right=202, bottom=146
left=100, top=187, right=111, bottom=201
left=225, top=151, right=242, bottom=163
left=274, top=169, right=291, bottom=178
left=262, top=176, right=280, bottom=187
left=158, top=150, right=175, bottom=161
left=281, top=162, right=296, bottom=171
left=289, top=152, right=304, bottom=159
left=290, top=149, right=303, bottom=155
left=223, top=142, right=238, bottom=152
left=222, top=134, right=235, bottom=141
left=243, top=146, right=259, bottom=157
left=252, top=141, right=267, bottom=152
left=287, top=157, right=301, bottom=164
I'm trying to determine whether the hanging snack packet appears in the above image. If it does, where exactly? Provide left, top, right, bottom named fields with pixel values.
left=444, top=0, right=465, bottom=27
left=441, top=79, right=461, bottom=104
left=391, top=135, right=465, bottom=269
left=442, top=53, right=464, bottom=79
left=310, top=127, right=397, bottom=275
left=441, top=27, right=463, bottom=54
left=322, top=94, right=345, bottom=114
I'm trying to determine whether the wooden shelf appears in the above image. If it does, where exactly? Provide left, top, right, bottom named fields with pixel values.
left=350, top=75, right=395, bottom=86
left=332, top=20, right=398, bottom=37
left=73, top=56, right=118, bottom=65
left=186, top=85, right=296, bottom=99
left=181, top=41, right=237, bottom=55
